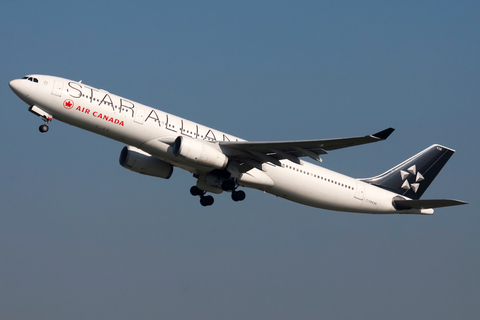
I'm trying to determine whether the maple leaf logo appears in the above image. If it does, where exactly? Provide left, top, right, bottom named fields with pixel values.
left=400, top=165, right=424, bottom=193
left=63, top=99, right=74, bottom=109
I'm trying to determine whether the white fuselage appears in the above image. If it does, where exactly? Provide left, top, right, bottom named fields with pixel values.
left=10, top=75, right=418, bottom=214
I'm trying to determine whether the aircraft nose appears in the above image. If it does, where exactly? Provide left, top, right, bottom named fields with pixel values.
left=9, top=79, right=28, bottom=99
left=9, top=79, right=20, bottom=93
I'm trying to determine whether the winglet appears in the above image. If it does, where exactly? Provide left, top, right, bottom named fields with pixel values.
left=372, top=127, right=395, bottom=140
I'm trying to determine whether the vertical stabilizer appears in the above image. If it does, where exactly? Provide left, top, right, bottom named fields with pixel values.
left=361, top=145, right=454, bottom=199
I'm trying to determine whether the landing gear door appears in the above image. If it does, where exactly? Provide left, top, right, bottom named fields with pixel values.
left=354, top=183, right=365, bottom=200
left=51, top=80, right=63, bottom=97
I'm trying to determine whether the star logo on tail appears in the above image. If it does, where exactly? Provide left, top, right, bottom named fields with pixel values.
left=400, top=165, right=424, bottom=193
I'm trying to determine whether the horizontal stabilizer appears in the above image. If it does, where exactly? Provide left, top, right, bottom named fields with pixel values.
left=393, top=199, right=468, bottom=210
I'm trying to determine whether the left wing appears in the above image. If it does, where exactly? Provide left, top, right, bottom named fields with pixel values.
left=220, top=128, right=394, bottom=166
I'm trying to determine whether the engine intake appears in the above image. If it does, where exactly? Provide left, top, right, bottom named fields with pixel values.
left=172, top=136, right=228, bottom=170
left=119, top=146, right=173, bottom=179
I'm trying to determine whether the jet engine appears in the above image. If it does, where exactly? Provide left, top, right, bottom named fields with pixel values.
left=172, top=136, right=228, bottom=170
left=119, top=146, right=173, bottom=179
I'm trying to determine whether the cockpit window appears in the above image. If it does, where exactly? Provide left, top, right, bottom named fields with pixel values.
left=24, top=76, right=39, bottom=83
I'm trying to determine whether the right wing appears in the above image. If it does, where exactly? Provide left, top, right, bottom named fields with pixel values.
left=220, top=128, right=395, bottom=166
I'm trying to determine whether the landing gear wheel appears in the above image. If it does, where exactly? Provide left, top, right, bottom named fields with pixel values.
left=39, top=124, right=49, bottom=133
left=221, top=179, right=236, bottom=191
left=200, top=195, right=214, bottom=206
left=190, top=186, right=204, bottom=196
left=191, top=185, right=214, bottom=206
left=231, top=190, right=246, bottom=202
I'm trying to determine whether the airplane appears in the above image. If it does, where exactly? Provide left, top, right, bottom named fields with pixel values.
left=9, top=74, right=467, bottom=214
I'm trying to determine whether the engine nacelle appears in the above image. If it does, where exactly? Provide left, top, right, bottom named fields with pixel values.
left=119, top=146, right=173, bottom=179
left=172, top=136, right=228, bottom=170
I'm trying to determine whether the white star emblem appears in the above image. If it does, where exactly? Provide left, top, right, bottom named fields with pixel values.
left=400, top=167, right=424, bottom=193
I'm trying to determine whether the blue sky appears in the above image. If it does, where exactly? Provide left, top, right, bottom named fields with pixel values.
left=1, top=1, right=479, bottom=319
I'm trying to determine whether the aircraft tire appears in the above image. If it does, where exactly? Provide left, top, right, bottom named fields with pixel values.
left=221, top=179, right=236, bottom=191
left=232, top=190, right=246, bottom=202
left=190, top=186, right=203, bottom=196
left=200, top=195, right=214, bottom=206
left=39, top=124, right=49, bottom=133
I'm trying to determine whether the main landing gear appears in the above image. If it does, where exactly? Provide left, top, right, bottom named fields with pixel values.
left=231, top=190, right=246, bottom=202
left=221, top=179, right=246, bottom=201
left=190, top=186, right=215, bottom=207
left=190, top=181, right=246, bottom=207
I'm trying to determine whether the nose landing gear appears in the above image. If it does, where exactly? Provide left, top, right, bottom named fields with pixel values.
left=28, top=105, right=53, bottom=133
